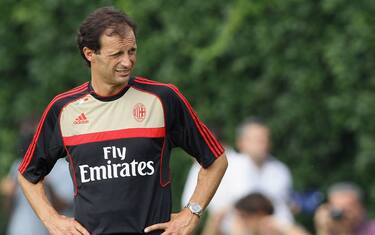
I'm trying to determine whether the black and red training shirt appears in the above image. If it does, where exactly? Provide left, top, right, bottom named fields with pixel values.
left=19, top=76, right=224, bottom=235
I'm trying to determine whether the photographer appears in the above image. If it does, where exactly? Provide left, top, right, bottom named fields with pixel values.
left=314, top=182, right=375, bottom=235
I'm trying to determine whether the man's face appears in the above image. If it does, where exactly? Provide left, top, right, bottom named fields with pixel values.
left=237, top=124, right=270, bottom=163
left=89, top=29, right=137, bottom=86
left=329, top=191, right=364, bottom=230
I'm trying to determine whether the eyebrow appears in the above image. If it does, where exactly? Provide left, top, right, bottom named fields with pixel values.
left=108, top=46, right=137, bottom=55
left=109, top=51, right=123, bottom=56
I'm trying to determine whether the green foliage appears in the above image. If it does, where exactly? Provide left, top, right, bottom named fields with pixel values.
left=121, top=0, right=375, bottom=194
left=1, top=0, right=375, bottom=234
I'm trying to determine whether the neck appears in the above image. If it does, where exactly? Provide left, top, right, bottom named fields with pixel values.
left=250, top=155, right=267, bottom=168
left=253, top=160, right=264, bottom=168
left=91, top=77, right=129, bottom=97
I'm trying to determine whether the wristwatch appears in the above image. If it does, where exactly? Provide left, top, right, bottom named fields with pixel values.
left=184, top=202, right=203, bottom=217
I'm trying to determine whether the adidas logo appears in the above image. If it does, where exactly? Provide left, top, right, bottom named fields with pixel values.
left=73, top=113, right=89, bottom=124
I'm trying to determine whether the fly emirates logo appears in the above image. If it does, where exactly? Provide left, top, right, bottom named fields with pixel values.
left=78, top=146, right=155, bottom=184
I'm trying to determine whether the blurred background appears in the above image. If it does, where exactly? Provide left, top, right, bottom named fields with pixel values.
left=1, top=0, right=375, bottom=234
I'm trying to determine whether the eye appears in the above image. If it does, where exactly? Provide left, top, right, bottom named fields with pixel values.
left=129, top=48, right=137, bottom=55
left=111, top=51, right=123, bottom=57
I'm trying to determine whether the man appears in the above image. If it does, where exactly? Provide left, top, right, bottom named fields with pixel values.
left=3, top=158, right=73, bottom=235
left=230, top=193, right=310, bottom=235
left=182, top=127, right=250, bottom=214
left=235, top=117, right=293, bottom=225
left=182, top=117, right=293, bottom=234
left=315, top=182, right=375, bottom=235
left=201, top=192, right=276, bottom=235
left=202, top=193, right=310, bottom=235
left=18, top=6, right=227, bottom=235
left=1, top=119, right=74, bottom=235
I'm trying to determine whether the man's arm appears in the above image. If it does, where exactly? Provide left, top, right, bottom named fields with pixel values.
left=18, top=173, right=89, bottom=235
left=185, top=154, right=228, bottom=210
left=145, top=153, right=228, bottom=235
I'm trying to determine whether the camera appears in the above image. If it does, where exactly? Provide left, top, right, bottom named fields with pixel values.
left=330, top=208, right=345, bottom=221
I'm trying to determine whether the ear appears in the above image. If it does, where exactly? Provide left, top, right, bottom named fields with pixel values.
left=83, top=47, right=95, bottom=64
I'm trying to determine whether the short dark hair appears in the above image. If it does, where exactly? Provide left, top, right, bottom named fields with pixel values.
left=235, top=193, right=274, bottom=216
left=236, top=116, right=268, bottom=138
left=328, top=182, right=364, bottom=203
left=77, top=6, right=137, bottom=67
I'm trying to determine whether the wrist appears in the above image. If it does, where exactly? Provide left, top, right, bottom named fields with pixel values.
left=184, top=202, right=204, bottom=218
left=183, top=207, right=201, bottom=219
left=40, top=207, right=60, bottom=225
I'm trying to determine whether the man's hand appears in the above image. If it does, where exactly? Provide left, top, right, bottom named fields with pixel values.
left=314, top=204, right=353, bottom=235
left=44, top=214, right=90, bottom=235
left=17, top=174, right=90, bottom=235
left=144, top=208, right=200, bottom=235
left=315, top=204, right=331, bottom=235
left=144, top=154, right=227, bottom=235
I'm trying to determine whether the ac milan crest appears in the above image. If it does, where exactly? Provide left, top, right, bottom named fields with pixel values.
left=133, top=103, right=146, bottom=122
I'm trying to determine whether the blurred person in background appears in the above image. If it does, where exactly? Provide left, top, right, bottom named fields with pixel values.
left=1, top=158, right=73, bottom=235
left=182, top=117, right=294, bottom=234
left=1, top=160, right=49, bottom=235
left=182, top=125, right=254, bottom=235
left=0, top=119, right=73, bottom=235
left=234, top=117, right=294, bottom=225
left=203, top=193, right=310, bottom=235
left=315, top=182, right=375, bottom=235
left=182, top=126, right=251, bottom=214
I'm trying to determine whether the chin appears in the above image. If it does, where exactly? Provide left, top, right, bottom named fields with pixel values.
left=113, top=75, right=130, bottom=84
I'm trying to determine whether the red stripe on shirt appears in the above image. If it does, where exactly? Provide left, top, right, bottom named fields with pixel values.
left=135, top=77, right=223, bottom=156
left=134, top=77, right=224, bottom=157
left=19, top=83, right=89, bottom=173
left=169, top=87, right=224, bottom=156
left=63, top=127, right=166, bottom=146
left=135, top=77, right=224, bottom=155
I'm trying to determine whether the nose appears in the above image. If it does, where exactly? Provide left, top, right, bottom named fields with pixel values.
left=120, top=54, right=132, bottom=68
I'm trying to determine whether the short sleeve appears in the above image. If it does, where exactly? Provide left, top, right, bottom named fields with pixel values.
left=18, top=103, right=66, bottom=183
left=166, top=86, right=224, bottom=168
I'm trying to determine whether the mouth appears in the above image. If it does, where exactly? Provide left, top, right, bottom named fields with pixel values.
left=115, top=69, right=130, bottom=77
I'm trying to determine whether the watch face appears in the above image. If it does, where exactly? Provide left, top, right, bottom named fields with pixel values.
left=191, top=203, right=202, bottom=213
